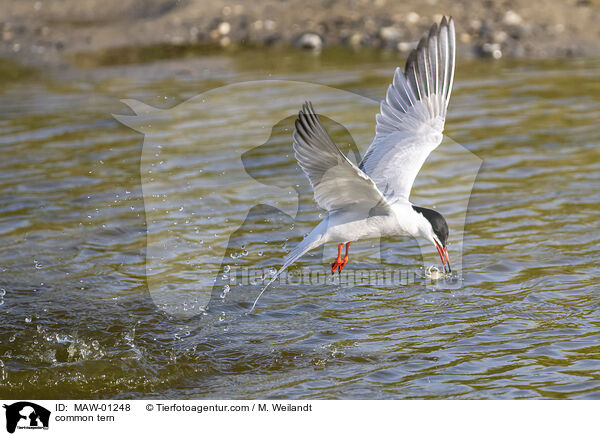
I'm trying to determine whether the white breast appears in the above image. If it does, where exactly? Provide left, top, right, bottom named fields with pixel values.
left=321, top=205, right=415, bottom=244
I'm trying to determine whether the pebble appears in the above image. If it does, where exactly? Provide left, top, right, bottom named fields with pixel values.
left=503, top=10, right=523, bottom=26
left=397, top=41, right=417, bottom=52
left=493, top=30, right=508, bottom=44
left=469, top=19, right=482, bottom=33
left=480, top=42, right=502, bottom=59
left=218, top=22, right=231, bottom=35
left=363, top=18, right=376, bottom=32
left=297, top=32, right=323, bottom=50
left=380, top=26, right=400, bottom=42
left=264, top=20, right=276, bottom=31
left=507, top=24, right=527, bottom=40
left=406, top=11, right=420, bottom=24
left=349, top=32, right=363, bottom=47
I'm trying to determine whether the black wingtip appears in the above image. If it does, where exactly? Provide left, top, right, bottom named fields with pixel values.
left=299, top=101, right=315, bottom=120
left=428, top=22, right=438, bottom=40
left=416, top=36, right=427, bottom=53
left=403, top=15, right=455, bottom=99
left=301, top=100, right=316, bottom=115
left=440, top=15, right=453, bottom=27
left=404, top=49, right=417, bottom=76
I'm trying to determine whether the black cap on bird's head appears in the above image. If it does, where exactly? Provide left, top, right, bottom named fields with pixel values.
left=413, top=206, right=451, bottom=273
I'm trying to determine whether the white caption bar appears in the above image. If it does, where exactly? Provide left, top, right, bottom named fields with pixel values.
left=0, top=399, right=594, bottom=435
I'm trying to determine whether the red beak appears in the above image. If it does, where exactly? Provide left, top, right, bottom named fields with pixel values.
left=434, top=242, right=452, bottom=274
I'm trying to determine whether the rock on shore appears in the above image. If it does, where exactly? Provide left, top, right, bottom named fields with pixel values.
left=1, top=0, right=599, bottom=66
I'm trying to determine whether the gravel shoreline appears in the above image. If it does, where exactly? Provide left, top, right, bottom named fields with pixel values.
left=2, top=0, right=600, bottom=67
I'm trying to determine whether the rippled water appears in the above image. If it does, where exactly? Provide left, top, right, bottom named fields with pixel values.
left=0, top=51, right=599, bottom=399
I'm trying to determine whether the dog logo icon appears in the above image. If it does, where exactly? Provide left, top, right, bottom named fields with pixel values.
left=3, top=402, right=50, bottom=433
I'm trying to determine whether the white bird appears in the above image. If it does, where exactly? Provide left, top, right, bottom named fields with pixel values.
left=252, top=17, right=456, bottom=310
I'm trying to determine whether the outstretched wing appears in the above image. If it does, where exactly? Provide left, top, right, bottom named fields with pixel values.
left=359, top=16, right=456, bottom=202
left=293, top=102, right=389, bottom=213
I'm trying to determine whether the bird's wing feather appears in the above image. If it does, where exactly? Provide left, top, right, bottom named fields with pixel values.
left=293, top=102, right=389, bottom=212
left=359, top=16, right=455, bottom=202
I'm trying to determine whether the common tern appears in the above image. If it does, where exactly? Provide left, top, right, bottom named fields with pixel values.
left=252, top=17, right=456, bottom=310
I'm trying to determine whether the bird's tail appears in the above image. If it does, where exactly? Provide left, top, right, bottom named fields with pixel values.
left=250, top=220, right=327, bottom=311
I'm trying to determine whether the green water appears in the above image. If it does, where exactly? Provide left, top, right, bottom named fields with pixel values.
left=0, top=49, right=599, bottom=399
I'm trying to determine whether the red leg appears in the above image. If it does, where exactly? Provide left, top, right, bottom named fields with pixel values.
left=331, top=243, right=343, bottom=273
left=338, top=242, right=351, bottom=272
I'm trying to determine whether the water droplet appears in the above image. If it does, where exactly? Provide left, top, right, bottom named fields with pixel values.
left=9, top=335, right=15, bottom=342
left=0, top=289, right=5, bottom=297
left=223, top=265, right=230, bottom=272
left=220, top=284, right=231, bottom=299
left=258, top=251, right=263, bottom=257
left=25, top=316, right=32, bottom=323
